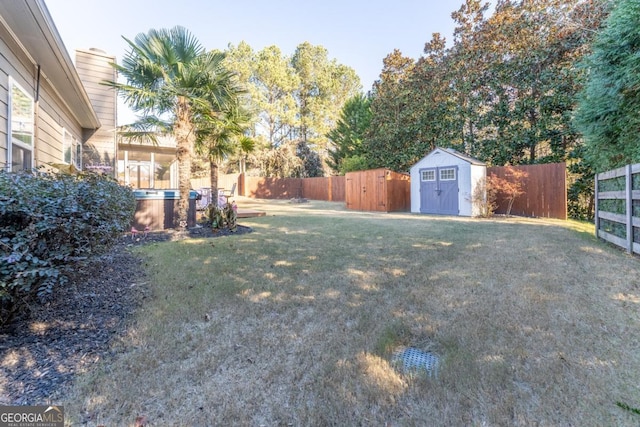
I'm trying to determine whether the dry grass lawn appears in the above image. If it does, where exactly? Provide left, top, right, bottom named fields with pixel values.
left=63, top=198, right=640, bottom=426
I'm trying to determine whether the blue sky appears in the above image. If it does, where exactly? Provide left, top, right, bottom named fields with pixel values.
left=45, top=0, right=469, bottom=122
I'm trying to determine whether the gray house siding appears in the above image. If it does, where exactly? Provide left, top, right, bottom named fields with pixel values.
left=37, top=77, right=87, bottom=167
left=76, top=48, right=117, bottom=174
left=0, top=0, right=100, bottom=172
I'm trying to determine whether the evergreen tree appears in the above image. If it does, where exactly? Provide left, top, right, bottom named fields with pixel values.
left=574, top=0, right=640, bottom=172
left=326, top=93, right=372, bottom=174
left=364, top=49, right=416, bottom=171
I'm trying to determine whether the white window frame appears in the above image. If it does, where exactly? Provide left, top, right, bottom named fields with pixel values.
left=440, top=168, right=456, bottom=181
left=62, top=128, right=82, bottom=170
left=421, top=170, right=436, bottom=182
left=8, top=78, right=34, bottom=172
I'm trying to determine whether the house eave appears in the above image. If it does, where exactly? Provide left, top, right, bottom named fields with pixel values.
left=0, top=0, right=101, bottom=130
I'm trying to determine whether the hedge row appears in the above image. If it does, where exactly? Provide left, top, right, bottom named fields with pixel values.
left=0, top=170, right=136, bottom=324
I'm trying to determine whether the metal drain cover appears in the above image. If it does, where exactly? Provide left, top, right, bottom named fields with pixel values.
left=392, top=347, right=439, bottom=377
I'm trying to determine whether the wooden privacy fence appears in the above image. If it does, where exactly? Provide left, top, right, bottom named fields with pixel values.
left=345, top=169, right=410, bottom=212
left=302, top=176, right=345, bottom=201
left=200, top=163, right=566, bottom=218
left=240, top=174, right=345, bottom=201
left=595, top=163, right=640, bottom=254
left=488, top=163, right=567, bottom=219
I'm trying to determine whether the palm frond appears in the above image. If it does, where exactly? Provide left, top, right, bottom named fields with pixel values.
left=110, top=26, right=253, bottom=161
left=238, top=135, right=256, bottom=154
left=169, top=26, right=205, bottom=63
left=118, top=116, right=172, bottom=144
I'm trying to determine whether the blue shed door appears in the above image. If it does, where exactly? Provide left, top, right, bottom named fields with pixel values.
left=419, top=166, right=459, bottom=215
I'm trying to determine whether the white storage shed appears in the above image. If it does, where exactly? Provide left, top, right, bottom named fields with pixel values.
left=410, top=147, right=486, bottom=216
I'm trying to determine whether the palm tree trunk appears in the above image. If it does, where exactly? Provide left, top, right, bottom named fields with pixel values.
left=175, top=97, right=193, bottom=229
left=209, top=158, right=219, bottom=201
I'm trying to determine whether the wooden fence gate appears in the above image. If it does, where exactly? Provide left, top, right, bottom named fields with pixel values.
left=346, top=169, right=384, bottom=211
left=345, top=169, right=410, bottom=212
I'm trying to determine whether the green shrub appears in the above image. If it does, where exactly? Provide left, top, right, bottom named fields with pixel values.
left=204, top=200, right=237, bottom=232
left=339, top=155, right=370, bottom=174
left=0, top=170, right=136, bottom=324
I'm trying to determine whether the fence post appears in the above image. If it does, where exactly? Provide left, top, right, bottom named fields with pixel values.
left=594, top=172, right=599, bottom=238
left=626, top=164, right=633, bottom=253
left=238, top=173, right=244, bottom=197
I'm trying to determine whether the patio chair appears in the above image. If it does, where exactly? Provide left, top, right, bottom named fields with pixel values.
left=218, top=183, right=236, bottom=205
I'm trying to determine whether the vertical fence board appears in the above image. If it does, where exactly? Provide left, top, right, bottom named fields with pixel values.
left=626, top=165, right=633, bottom=253
left=301, top=177, right=324, bottom=200
left=244, top=176, right=303, bottom=199
left=488, top=163, right=567, bottom=219
left=330, top=176, right=345, bottom=201
left=386, top=170, right=411, bottom=212
left=302, top=177, right=339, bottom=201
left=365, top=170, right=382, bottom=211
left=594, top=172, right=600, bottom=234
left=345, top=173, right=360, bottom=209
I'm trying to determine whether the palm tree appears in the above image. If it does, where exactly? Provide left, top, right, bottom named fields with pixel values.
left=195, top=100, right=255, bottom=192
left=106, top=26, right=242, bottom=228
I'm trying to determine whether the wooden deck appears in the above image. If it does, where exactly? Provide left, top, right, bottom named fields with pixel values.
left=237, top=209, right=266, bottom=218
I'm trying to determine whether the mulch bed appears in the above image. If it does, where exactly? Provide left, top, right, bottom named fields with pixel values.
left=0, top=225, right=252, bottom=405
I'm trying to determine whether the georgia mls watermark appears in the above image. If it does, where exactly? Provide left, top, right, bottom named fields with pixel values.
left=0, top=406, right=64, bottom=427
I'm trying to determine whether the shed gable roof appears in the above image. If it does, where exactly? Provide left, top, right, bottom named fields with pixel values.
left=439, top=147, right=485, bottom=165
left=412, top=147, right=485, bottom=169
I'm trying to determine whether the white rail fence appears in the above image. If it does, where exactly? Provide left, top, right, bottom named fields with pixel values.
left=595, top=163, right=640, bottom=254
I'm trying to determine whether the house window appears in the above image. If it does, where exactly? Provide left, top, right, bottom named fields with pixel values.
left=74, top=140, right=82, bottom=169
left=62, top=129, right=82, bottom=170
left=8, top=79, right=34, bottom=172
left=63, top=129, right=73, bottom=164
left=421, top=170, right=435, bottom=181
left=440, top=168, right=456, bottom=181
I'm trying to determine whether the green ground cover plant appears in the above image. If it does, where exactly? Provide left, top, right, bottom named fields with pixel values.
left=0, top=171, right=135, bottom=324
left=64, top=199, right=640, bottom=425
